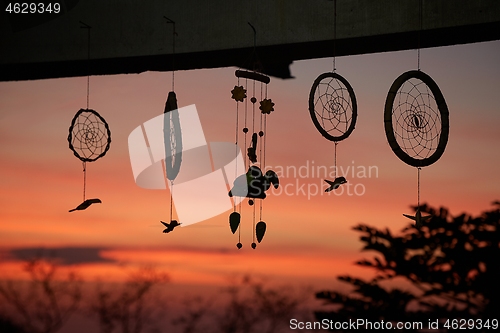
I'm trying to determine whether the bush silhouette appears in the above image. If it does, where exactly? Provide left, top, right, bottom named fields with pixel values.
left=316, top=202, right=500, bottom=327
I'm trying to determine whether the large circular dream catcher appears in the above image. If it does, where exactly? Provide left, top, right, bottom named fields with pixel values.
left=309, top=0, right=357, bottom=192
left=384, top=70, right=449, bottom=228
left=68, top=22, right=111, bottom=212
left=385, top=0, right=449, bottom=229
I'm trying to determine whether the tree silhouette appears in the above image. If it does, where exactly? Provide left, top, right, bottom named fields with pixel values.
left=87, top=267, right=169, bottom=333
left=0, top=258, right=82, bottom=333
left=316, top=202, right=500, bottom=327
left=173, top=275, right=311, bottom=333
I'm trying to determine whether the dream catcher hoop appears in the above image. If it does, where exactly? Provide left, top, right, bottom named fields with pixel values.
left=385, top=0, right=449, bottom=228
left=384, top=70, right=449, bottom=168
left=309, top=0, right=357, bottom=192
left=309, top=72, right=357, bottom=142
left=68, top=109, right=111, bottom=162
left=68, top=22, right=111, bottom=212
left=228, top=23, right=279, bottom=249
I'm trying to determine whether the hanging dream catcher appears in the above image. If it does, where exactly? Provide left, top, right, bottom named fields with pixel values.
left=385, top=0, right=449, bottom=228
left=228, top=23, right=279, bottom=250
left=68, top=22, right=111, bottom=212
left=309, top=0, right=357, bottom=192
left=160, top=16, right=183, bottom=234
left=385, top=70, right=449, bottom=228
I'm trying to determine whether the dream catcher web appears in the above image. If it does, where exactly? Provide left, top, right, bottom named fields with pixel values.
left=312, top=75, right=354, bottom=138
left=68, top=22, right=111, bottom=212
left=160, top=17, right=183, bottom=234
left=384, top=0, right=449, bottom=228
left=391, top=78, right=442, bottom=161
left=228, top=23, right=279, bottom=249
left=68, top=110, right=111, bottom=162
left=309, top=0, right=357, bottom=192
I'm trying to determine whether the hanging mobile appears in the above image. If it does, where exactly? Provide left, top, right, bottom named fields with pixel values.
left=68, top=22, right=111, bottom=212
left=228, top=23, right=279, bottom=249
left=160, top=16, right=183, bottom=234
left=384, top=0, right=449, bottom=228
left=309, top=0, right=357, bottom=192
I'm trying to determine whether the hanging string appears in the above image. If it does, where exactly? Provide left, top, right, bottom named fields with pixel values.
left=334, top=142, right=338, bottom=178
left=79, top=21, right=91, bottom=109
left=82, top=161, right=86, bottom=201
left=234, top=78, right=240, bottom=213
left=164, top=16, right=177, bottom=91
left=259, top=82, right=264, bottom=164
left=252, top=79, right=256, bottom=137
left=243, top=78, right=249, bottom=170
left=170, top=180, right=174, bottom=222
left=253, top=199, right=256, bottom=244
left=332, top=0, right=337, bottom=73
left=238, top=214, right=241, bottom=243
left=259, top=83, right=264, bottom=221
left=417, top=167, right=421, bottom=210
left=417, top=0, right=422, bottom=71
left=263, top=84, right=268, bottom=169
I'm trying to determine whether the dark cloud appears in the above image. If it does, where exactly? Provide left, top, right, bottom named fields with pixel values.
left=9, top=247, right=115, bottom=265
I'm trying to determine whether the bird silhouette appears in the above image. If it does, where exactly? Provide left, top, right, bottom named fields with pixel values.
left=403, top=208, right=431, bottom=228
left=247, top=133, right=258, bottom=163
left=324, top=177, right=347, bottom=192
left=69, top=198, right=102, bottom=212
left=161, top=220, right=181, bottom=233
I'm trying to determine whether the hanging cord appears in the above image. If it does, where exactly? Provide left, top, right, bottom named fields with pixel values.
left=238, top=213, right=241, bottom=243
left=259, top=114, right=265, bottom=220
left=252, top=79, right=256, bottom=137
left=82, top=161, right=86, bottom=201
left=263, top=84, right=268, bottom=170
left=332, top=0, right=337, bottom=72
left=417, top=167, right=421, bottom=210
left=259, top=82, right=264, bottom=164
left=253, top=199, right=256, bottom=244
left=244, top=78, right=249, bottom=167
left=259, top=83, right=264, bottom=221
left=233, top=78, right=240, bottom=213
left=417, top=0, right=422, bottom=71
left=334, top=142, right=338, bottom=178
left=242, top=78, right=249, bottom=214
left=164, top=16, right=177, bottom=91
left=170, top=180, right=174, bottom=222
left=79, top=21, right=91, bottom=109
left=248, top=22, right=258, bottom=71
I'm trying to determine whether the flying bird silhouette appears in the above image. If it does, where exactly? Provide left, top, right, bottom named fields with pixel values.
left=324, top=177, right=347, bottom=192
left=69, top=198, right=102, bottom=212
left=161, top=220, right=181, bottom=233
left=403, top=208, right=431, bottom=228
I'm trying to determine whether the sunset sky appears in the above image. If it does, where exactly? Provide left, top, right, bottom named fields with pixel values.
left=1, top=39, right=499, bottom=299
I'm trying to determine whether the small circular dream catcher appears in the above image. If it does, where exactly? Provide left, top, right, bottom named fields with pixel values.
left=308, top=0, right=357, bottom=193
left=68, top=22, right=111, bottom=212
left=68, top=109, right=111, bottom=212
left=309, top=73, right=357, bottom=192
left=384, top=70, right=449, bottom=228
